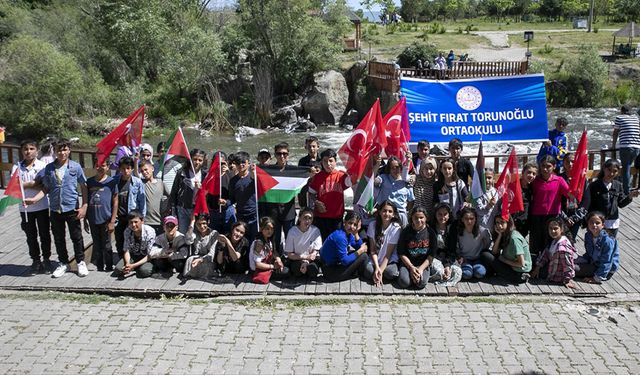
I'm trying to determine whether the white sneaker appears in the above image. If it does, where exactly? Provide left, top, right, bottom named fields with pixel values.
left=77, top=261, right=89, bottom=277
left=52, top=263, right=69, bottom=278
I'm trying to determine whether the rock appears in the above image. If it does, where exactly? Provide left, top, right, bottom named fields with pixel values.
left=235, top=125, right=268, bottom=138
left=609, top=63, right=640, bottom=82
left=340, top=109, right=359, bottom=127
left=271, top=106, right=298, bottom=129
left=302, top=70, right=349, bottom=125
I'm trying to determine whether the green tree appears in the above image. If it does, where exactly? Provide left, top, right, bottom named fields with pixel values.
left=236, top=0, right=342, bottom=95
left=548, top=45, right=608, bottom=107
left=0, top=35, right=88, bottom=138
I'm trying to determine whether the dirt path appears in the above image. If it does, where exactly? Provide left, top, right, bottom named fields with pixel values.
left=468, top=29, right=618, bottom=61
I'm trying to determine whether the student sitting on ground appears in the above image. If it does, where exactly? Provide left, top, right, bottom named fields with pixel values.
left=249, top=217, right=289, bottom=284
left=431, top=203, right=462, bottom=287
left=397, top=206, right=444, bottom=289
left=531, top=217, right=577, bottom=289
left=114, top=210, right=156, bottom=279
left=363, top=201, right=402, bottom=287
left=491, top=215, right=532, bottom=284
left=215, top=222, right=250, bottom=277
left=320, top=211, right=369, bottom=282
left=575, top=211, right=620, bottom=284
left=285, top=207, right=322, bottom=278
left=149, top=216, right=190, bottom=279
left=456, top=207, right=494, bottom=280
left=183, top=214, right=219, bottom=280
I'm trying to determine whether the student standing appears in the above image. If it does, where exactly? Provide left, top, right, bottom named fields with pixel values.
left=448, top=138, right=474, bottom=187
left=171, top=149, right=206, bottom=234
left=612, top=104, right=640, bottom=194
left=30, top=139, right=89, bottom=278
left=308, top=149, right=352, bottom=240
left=140, top=160, right=166, bottom=235
left=114, top=156, right=146, bottom=260
left=228, top=151, right=258, bottom=241
left=433, top=158, right=468, bottom=219
left=86, top=158, right=118, bottom=272
left=513, top=162, right=537, bottom=238
left=297, top=136, right=321, bottom=208
left=375, top=156, right=415, bottom=227
left=13, top=140, right=52, bottom=274
left=263, top=142, right=297, bottom=253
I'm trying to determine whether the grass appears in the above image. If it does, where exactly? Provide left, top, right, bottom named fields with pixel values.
left=340, top=19, right=629, bottom=66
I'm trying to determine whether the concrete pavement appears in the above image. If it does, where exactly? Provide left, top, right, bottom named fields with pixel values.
left=0, top=292, right=639, bottom=374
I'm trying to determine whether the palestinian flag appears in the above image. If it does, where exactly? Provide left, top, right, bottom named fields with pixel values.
left=256, top=164, right=309, bottom=204
left=161, top=127, right=194, bottom=176
left=0, top=169, right=23, bottom=216
left=355, top=172, right=375, bottom=214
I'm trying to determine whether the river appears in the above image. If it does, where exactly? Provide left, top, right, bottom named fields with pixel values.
left=146, top=107, right=621, bottom=164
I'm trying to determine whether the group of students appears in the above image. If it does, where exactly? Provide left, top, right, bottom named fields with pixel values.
left=10, top=123, right=637, bottom=288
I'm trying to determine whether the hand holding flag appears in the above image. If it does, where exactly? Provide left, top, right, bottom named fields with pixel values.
left=495, top=148, right=524, bottom=220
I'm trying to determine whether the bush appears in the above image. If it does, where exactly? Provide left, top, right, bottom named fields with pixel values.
left=539, top=43, right=554, bottom=54
left=546, top=45, right=608, bottom=107
left=396, top=42, right=439, bottom=68
left=0, top=35, right=87, bottom=139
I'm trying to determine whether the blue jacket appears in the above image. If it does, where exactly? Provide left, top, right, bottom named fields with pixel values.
left=320, top=229, right=363, bottom=266
left=114, top=175, right=146, bottom=217
left=584, top=230, right=619, bottom=281
left=537, top=129, right=567, bottom=169
left=36, top=159, right=86, bottom=213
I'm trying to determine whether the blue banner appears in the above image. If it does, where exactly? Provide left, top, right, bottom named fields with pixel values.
left=400, top=74, right=548, bottom=143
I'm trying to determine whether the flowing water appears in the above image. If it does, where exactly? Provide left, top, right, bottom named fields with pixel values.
left=146, top=107, right=622, bottom=163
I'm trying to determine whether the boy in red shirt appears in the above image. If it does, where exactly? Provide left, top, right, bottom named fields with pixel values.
left=308, top=149, right=352, bottom=240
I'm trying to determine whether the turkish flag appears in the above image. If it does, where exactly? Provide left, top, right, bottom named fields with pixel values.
left=338, top=99, right=387, bottom=184
left=202, top=152, right=222, bottom=196
left=569, top=130, right=588, bottom=202
left=495, top=148, right=524, bottom=220
left=192, top=187, right=209, bottom=216
left=382, top=97, right=410, bottom=163
left=96, top=105, right=144, bottom=166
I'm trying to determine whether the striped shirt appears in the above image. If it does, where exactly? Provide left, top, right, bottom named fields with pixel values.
left=614, top=114, right=640, bottom=148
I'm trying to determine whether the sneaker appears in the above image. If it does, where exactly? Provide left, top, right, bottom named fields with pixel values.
left=52, top=263, right=69, bottom=278
left=29, top=260, right=42, bottom=275
left=42, top=259, right=55, bottom=274
left=521, top=273, right=531, bottom=283
left=77, top=261, right=89, bottom=277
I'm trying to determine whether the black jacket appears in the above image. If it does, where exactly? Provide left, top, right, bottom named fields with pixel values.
left=581, top=179, right=633, bottom=222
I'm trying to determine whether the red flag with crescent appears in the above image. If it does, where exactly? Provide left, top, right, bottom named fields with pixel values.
left=96, top=105, right=144, bottom=166
left=495, top=148, right=524, bottom=220
left=338, top=99, right=387, bottom=184
left=382, top=97, right=410, bottom=162
left=569, top=130, right=588, bottom=202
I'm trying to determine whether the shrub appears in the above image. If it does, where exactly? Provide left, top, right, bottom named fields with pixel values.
left=0, top=35, right=86, bottom=139
left=539, top=43, right=554, bottom=54
left=396, top=42, right=439, bottom=68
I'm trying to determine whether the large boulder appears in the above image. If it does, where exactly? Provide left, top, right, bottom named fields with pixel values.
left=302, top=70, right=349, bottom=125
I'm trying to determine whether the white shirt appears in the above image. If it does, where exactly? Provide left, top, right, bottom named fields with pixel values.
left=366, top=221, right=401, bottom=265
left=11, top=159, right=49, bottom=213
left=284, top=225, right=322, bottom=257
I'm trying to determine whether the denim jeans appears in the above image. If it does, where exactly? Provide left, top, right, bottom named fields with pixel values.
left=461, top=260, right=487, bottom=280
left=50, top=210, right=85, bottom=264
left=177, top=206, right=193, bottom=234
left=619, top=147, right=640, bottom=194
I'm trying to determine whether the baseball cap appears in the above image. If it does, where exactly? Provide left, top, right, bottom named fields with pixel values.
left=163, top=216, right=178, bottom=226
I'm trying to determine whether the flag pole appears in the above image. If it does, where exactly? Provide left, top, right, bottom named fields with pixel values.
left=253, top=165, right=259, bottom=227
left=17, top=168, right=27, bottom=223
left=219, top=151, right=222, bottom=214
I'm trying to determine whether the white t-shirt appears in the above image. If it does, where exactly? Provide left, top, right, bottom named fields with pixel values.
left=366, top=221, right=401, bottom=265
left=284, top=225, right=322, bottom=257
left=11, top=160, right=49, bottom=213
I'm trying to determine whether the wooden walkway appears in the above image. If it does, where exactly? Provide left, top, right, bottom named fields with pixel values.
left=1, top=199, right=639, bottom=298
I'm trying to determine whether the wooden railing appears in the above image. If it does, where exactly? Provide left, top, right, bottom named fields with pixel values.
left=0, top=142, right=633, bottom=189
left=0, top=143, right=100, bottom=188
left=368, top=60, right=529, bottom=92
